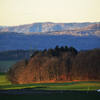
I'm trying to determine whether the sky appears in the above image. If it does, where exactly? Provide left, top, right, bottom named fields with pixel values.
left=0, top=0, right=100, bottom=26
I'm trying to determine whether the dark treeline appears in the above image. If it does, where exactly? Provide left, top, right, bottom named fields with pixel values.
left=0, top=50, right=31, bottom=60
left=6, top=45, right=100, bottom=84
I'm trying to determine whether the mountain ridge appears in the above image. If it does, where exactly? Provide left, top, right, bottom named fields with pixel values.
left=0, top=22, right=100, bottom=51
left=26, top=23, right=100, bottom=37
left=0, top=22, right=99, bottom=33
left=0, top=23, right=100, bottom=37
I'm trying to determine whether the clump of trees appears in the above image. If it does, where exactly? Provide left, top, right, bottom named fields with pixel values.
left=6, top=45, right=100, bottom=84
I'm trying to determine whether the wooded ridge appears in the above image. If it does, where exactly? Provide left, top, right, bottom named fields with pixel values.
left=0, top=22, right=99, bottom=33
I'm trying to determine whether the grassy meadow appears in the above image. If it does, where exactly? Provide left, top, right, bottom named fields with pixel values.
left=0, top=72, right=100, bottom=100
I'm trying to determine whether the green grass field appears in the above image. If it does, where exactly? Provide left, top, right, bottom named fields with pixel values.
left=0, top=72, right=100, bottom=100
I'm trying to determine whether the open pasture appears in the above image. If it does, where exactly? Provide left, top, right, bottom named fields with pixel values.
left=1, top=82, right=100, bottom=91
left=0, top=72, right=100, bottom=100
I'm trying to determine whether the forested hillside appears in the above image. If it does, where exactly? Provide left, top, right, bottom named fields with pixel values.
left=27, top=23, right=100, bottom=37
left=0, top=32, right=100, bottom=52
left=7, top=46, right=100, bottom=84
left=0, top=22, right=98, bottom=33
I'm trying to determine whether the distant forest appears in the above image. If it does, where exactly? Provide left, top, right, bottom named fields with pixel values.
left=0, top=31, right=100, bottom=51
left=0, top=50, right=31, bottom=60
left=7, top=45, right=100, bottom=84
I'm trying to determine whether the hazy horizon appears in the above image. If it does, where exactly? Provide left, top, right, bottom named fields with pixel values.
left=0, top=0, right=100, bottom=26
left=0, top=21, right=100, bottom=27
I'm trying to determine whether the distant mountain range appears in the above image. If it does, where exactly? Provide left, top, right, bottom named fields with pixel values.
left=0, top=22, right=100, bottom=52
left=0, top=22, right=99, bottom=33
left=26, top=23, right=100, bottom=37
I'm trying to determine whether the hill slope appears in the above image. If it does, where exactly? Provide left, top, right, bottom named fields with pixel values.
left=0, top=22, right=98, bottom=33
left=0, top=32, right=100, bottom=51
left=27, top=23, right=100, bottom=37
left=0, top=23, right=100, bottom=51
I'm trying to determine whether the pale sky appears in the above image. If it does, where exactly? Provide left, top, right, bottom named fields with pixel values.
left=0, top=0, right=100, bottom=26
